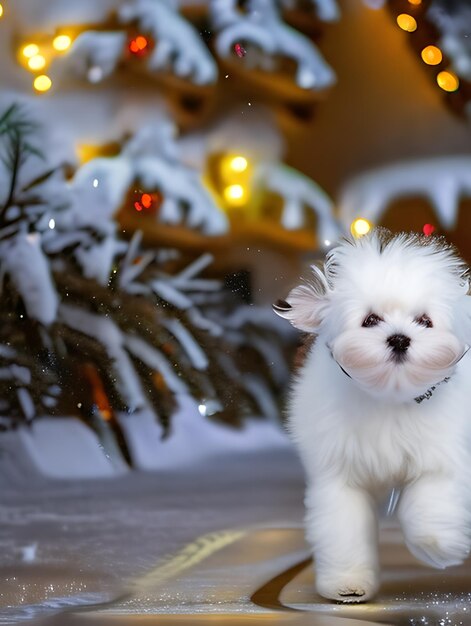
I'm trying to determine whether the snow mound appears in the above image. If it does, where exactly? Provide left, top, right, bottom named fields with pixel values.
left=5, top=418, right=126, bottom=479
left=118, top=396, right=289, bottom=471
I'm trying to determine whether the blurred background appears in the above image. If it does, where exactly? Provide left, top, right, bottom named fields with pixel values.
left=0, top=0, right=470, bottom=622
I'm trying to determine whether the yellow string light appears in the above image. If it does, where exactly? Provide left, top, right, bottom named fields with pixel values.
left=229, top=156, right=248, bottom=173
left=27, top=54, right=46, bottom=71
left=22, top=43, right=40, bottom=58
left=436, top=70, right=459, bottom=92
left=223, top=184, right=246, bottom=206
left=33, top=75, right=52, bottom=93
left=397, top=14, right=417, bottom=32
left=421, top=45, right=442, bottom=66
left=53, top=34, right=72, bottom=51
left=351, top=218, right=372, bottom=238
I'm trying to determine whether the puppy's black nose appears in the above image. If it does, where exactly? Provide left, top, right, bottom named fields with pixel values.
left=387, top=334, right=411, bottom=354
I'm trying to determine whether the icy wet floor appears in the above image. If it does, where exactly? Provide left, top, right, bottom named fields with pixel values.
left=3, top=447, right=471, bottom=626
left=0, top=447, right=305, bottom=623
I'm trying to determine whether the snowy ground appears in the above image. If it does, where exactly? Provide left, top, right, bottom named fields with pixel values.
left=0, top=441, right=305, bottom=624
left=2, top=442, right=471, bottom=626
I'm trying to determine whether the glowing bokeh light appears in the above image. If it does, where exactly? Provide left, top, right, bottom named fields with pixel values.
left=396, top=14, right=417, bottom=32
left=436, top=70, right=459, bottom=92
left=53, top=34, right=72, bottom=51
left=351, top=218, right=372, bottom=238
left=141, top=193, right=152, bottom=209
left=22, top=43, right=40, bottom=58
left=421, top=45, right=442, bottom=66
left=33, top=74, right=52, bottom=92
left=229, top=156, right=248, bottom=173
left=129, top=35, right=149, bottom=54
left=407, top=0, right=422, bottom=5
left=223, top=184, right=245, bottom=205
left=28, top=54, right=46, bottom=71
left=0, top=4, right=3, bottom=18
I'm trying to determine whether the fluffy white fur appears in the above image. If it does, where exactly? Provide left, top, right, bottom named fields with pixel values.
left=275, top=229, right=471, bottom=603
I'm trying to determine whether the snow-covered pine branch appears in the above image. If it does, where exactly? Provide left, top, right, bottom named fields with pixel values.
left=71, top=124, right=228, bottom=236
left=309, top=0, right=340, bottom=22
left=256, top=162, right=340, bottom=243
left=0, top=232, right=58, bottom=326
left=59, top=303, right=148, bottom=412
left=52, top=31, right=127, bottom=84
left=119, top=0, right=218, bottom=85
left=428, top=1, right=471, bottom=82
left=339, top=156, right=471, bottom=230
left=278, top=0, right=340, bottom=22
left=212, top=0, right=336, bottom=90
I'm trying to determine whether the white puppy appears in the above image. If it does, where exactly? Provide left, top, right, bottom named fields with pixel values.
left=274, top=229, right=471, bottom=603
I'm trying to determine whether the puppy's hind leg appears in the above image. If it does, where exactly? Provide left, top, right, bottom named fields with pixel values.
left=305, top=480, right=380, bottom=603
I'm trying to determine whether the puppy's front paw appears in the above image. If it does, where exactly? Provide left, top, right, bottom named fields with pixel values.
left=406, top=532, right=471, bottom=569
left=316, top=569, right=379, bottom=603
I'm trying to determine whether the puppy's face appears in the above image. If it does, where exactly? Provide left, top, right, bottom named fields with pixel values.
left=275, top=230, right=470, bottom=402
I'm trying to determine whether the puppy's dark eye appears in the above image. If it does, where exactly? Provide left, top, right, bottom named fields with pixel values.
left=415, top=314, right=433, bottom=328
left=362, top=313, right=383, bottom=328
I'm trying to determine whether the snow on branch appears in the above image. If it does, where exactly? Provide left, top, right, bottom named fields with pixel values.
left=256, top=163, right=340, bottom=243
left=124, top=334, right=188, bottom=395
left=119, top=0, right=218, bottom=85
left=0, top=233, right=58, bottom=325
left=427, top=1, right=471, bottom=81
left=51, top=31, right=126, bottom=84
left=309, top=0, right=340, bottom=22
left=71, top=125, right=228, bottom=236
left=162, top=318, right=209, bottom=370
left=212, top=0, right=336, bottom=90
left=59, top=303, right=147, bottom=411
left=339, top=156, right=471, bottom=230
left=279, top=0, right=340, bottom=22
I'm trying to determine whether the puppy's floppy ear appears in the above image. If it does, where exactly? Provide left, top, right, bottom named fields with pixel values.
left=273, top=281, right=328, bottom=333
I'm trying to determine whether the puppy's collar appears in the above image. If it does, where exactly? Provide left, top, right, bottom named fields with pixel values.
left=330, top=353, right=452, bottom=404
left=414, top=377, right=450, bottom=404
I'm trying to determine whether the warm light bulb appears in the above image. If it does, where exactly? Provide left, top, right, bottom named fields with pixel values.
left=0, top=4, right=4, bottom=18
left=421, top=45, right=442, bottom=66
left=22, top=43, right=39, bottom=58
left=53, top=34, right=72, bottom=51
left=397, top=14, right=417, bottom=32
left=230, top=156, right=248, bottom=173
left=129, top=35, right=149, bottom=53
left=436, top=70, right=459, bottom=92
left=407, top=0, right=422, bottom=5
left=351, top=218, right=372, bottom=237
left=141, top=193, right=152, bottom=208
left=28, top=54, right=46, bottom=71
left=33, top=74, right=52, bottom=92
left=223, top=184, right=245, bottom=205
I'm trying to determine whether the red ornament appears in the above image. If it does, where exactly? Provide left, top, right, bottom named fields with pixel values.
left=129, top=35, right=149, bottom=56
left=141, top=193, right=152, bottom=209
left=234, top=43, right=246, bottom=58
left=133, top=191, right=162, bottom=216
left=423, top=224, right=435, bottom=237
